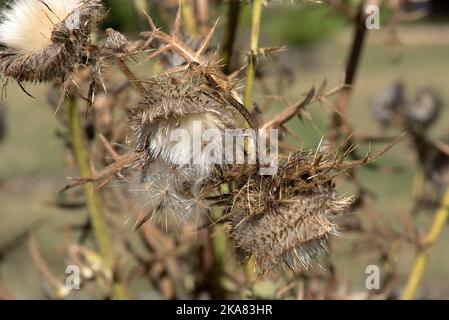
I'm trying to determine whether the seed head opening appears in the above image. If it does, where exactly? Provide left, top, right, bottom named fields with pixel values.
left=128, top=70, right=237, bottom=223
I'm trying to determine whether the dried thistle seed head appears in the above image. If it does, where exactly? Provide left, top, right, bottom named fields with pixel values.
left=229, top=153, right=353, bottom=274
left=230, top=153, right=333, bottom=217
left=126, top=70, right=239, bottom=223
left=232, top=183, right=353, bottom=274
left=140, top=112, right=230, bottom=177
left=405, top=86, right=442, bottom=130
left=133, top=72, right=235, bottom=124
left=0, top=0, right=80, bottom=52
left=371, top=81, right=405, bottom=127
left=0, top=0, right=103, bottom=83
left=131, top=71, right=236, bottom=179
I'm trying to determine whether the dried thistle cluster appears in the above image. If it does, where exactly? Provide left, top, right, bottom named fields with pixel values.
left=1, top=0, right=444, bottom=301
left=372, top=82, right=447, bottom=193
left=0, top=0, right=358, bottom=275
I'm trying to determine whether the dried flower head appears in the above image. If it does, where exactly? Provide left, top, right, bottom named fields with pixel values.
left=0, top=0, right=103, bottom=83
left=230, top=152, right=354, bottom=274
left=371, top=81, right=405, bottom=128
left=103, top=28, right=129, bottom=53
left=131, top=70, right=236, bottom=179
left=128, top=69, right=237, bottom=224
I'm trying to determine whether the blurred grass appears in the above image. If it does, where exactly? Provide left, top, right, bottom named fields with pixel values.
left=0, top=86, right=65, bottom=179
left=240, top=4, right=347, bottom=45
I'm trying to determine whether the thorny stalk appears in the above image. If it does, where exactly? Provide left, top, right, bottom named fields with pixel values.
left=328, top=0, right=382, bottom=141
left=242, top=0, right=264, bottom=289
left=243, top=0, right=263, bottom=110
left=67, top=97, right=128, bottom=299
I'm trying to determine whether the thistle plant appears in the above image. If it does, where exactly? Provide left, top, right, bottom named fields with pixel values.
left=0, top=0, right=421, bottom=300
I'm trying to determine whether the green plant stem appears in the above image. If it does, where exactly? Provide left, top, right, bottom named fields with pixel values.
left=133, top=0, right=150, bottom=29
left=243, top=0, right=263, bottom=110
left=180, top=0, right=198, bottom=38
left=242, top=0, right=263, bottom=287
left=244, top=255, right=257, bottom=287
left=210, top=207, right=228, bottom=299
left=68, top=98, right=128, bottom=300
left=401, top=187, right=449, bottom=300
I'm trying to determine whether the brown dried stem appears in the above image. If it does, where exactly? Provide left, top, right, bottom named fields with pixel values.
left=328, top=0, right=382, bottom=141
left=62, top=148, right=142, bottom=191
left=0, top=283, right=15, bottom=300
left=221, top=0, right=241, bottom=74
left=29, top=234, right=69, bottom=299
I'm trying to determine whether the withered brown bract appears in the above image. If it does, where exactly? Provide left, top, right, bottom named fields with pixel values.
left=133, top=70, right=236, bottom=127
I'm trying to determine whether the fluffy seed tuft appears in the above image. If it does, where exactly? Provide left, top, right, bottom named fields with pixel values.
left=0, top=0, right=103, bottom=83
left=0, top=0, right=81, bottom=53
left=128, top=70, right=236, bottom=223
left=131, top=71, right=236, bottom=180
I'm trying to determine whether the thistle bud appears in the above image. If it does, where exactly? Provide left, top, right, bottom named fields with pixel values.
left=371, top=82, right=405, bottom=127
left=0, top=0, right=103, bottom=83
left=103, top=28, right=129, bottom=53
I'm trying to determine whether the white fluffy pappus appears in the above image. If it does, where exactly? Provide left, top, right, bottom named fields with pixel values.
left=0, top=0, right=81, bottom=52
left=127, top=160, right=209, bottom=226
left=143, top=112, right=231, bottom=181
left=129, top=111, right=237, bottom=226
